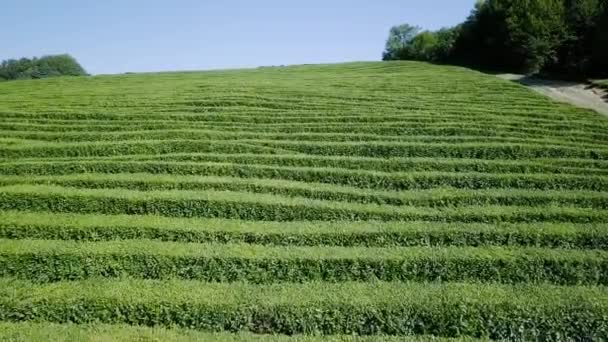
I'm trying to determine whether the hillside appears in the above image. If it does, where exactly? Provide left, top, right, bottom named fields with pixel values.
left=0, top=61, right=607, bottom=340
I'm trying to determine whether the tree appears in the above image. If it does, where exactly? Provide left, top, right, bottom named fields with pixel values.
left=383, top=0, right=606, bottom=77
left=382, top=25, right=460, bottom=63
left=541, top=0, right=605, bottom=77
left=406, top=31, right=439, bottom=61
left=41, top=54, right=87, bottom=76
left=506, top=0, right=568, bottom=72
left=431, top=27, right=461, bottom=62
left=382, top=24, right=421, bottom=60
left=450, top=0, right=515, bottom=70
left=592, top=2, right=608, bottom=76
left=0, top=54, right=87, bottom=81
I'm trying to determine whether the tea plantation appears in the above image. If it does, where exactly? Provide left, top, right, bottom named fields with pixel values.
left=0, top=62, right=607, bottom=340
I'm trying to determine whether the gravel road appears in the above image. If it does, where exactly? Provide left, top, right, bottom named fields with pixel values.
left=497, top=74, right=608, bottom=116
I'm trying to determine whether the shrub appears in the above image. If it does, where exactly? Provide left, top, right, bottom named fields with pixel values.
left=0, top=54, right=86, bottom=81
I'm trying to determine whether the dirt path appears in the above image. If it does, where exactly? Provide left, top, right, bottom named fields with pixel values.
left=497, top=74, right=608, bottom=116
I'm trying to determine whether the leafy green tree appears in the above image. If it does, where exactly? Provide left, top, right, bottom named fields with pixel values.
left=450, top=0, right=514, bottom=70
left=406, top=31, right=438, bottom=61
left=592, top=3, right=608, bottom=76
left=382, top=24, right=421, bottom=60
left=384, top=0, right=604, bottom=77
left=382, top=25, right=460, bottom=63
left=41, top=55, right=87, bottom=76
left=0, top=54, right=87, bottom=81
left=431, top=27, right=461, bottom=62
left=505, top=0, right=568, bottom=72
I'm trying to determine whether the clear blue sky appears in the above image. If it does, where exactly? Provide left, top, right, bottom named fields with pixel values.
left=3, top=0, right=475, bottom=75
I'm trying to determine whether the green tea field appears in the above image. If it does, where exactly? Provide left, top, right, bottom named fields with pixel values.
left=0, top=61, right=607, bottom=340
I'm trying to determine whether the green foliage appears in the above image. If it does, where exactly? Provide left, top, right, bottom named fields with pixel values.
left=382, top=24, right=421, bottom=60
left=383, top=27, right=460, bottom=63
left=591, top=4, right=608, bottom=76
left=0, top=62, right=607, bottom=338
left=504, top=0, right=568, bottom=72
left=385, top=0, right=607, bottom=76
left=0, top=173, right=606, bottom=208
left=0, top=175, right=597, bottom=209
left=2, top=239, right=608, bottom=284
left=2, top=139, right=607, bottom=160
left=1, top=160, right=605, bottom=191
left=431, top=27, right=461, bottom=62
left=405, top=31, right=438, bottom=61
left=1, top=211, right=607, bottom=249
left=4, top=153, right=607, bottom=177
left=0, top=322, right=480, bottom=342
left=0, top=54, right=86, bottom=81
left=0, top=184, right=605, bottom=222
left=1, top=279, right=607, bottom=339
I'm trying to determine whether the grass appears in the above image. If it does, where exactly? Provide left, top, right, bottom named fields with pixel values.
left=0, top=61, right=607, bottom=338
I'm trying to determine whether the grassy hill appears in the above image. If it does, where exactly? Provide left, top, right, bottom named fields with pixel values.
left=0, top=61, right=607, bottom=340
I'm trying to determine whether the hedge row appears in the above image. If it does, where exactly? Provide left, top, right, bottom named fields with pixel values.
left=118, top=153, right=608, bottom=176
left=2, top=139, right=607, bottom=160
left=0, top=112, right=585, bottom=125
left=1, top=107, right=597, bottom=123
left=3, top=121, right=605, bottom=145
left=0, top=162, right=605, bottom=191
left=0, top=84, right=593, bottom=117
left=190, top=102, right=596, bottom=121
left=2, top=129, right=604, bottom=151
left=1, top=239, right=607, bottom=284
left=249, top=140, right=608, bottom=160
left=0, top=322, right=480, bottom=342
left=0, top=140, right=289, bottom=159
left=1, top=174, right=605, bottom=208
left=1, top=211, right=606, bottom=249
left=6, top=113, right=543, bottom=125
left=3, top=112, right=602, bottom=129
left=0, top=185, right=605, bottom=223
left=0, top=279, right=606, bottom=339
left=194, top=116, right=608, bottom=132
left=10, top=115, right=589, bottom=128
left=15, top=152, right=608, bottom=177
left=162, top=122, right=608, bottom=143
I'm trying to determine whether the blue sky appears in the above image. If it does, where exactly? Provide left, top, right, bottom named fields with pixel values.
left=2, top=0, right=475, bottom=74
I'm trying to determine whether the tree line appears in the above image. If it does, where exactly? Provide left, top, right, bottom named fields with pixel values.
left=0, top=54, right=87, bottom=81
left=383, top=0, right=608, bottom=78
